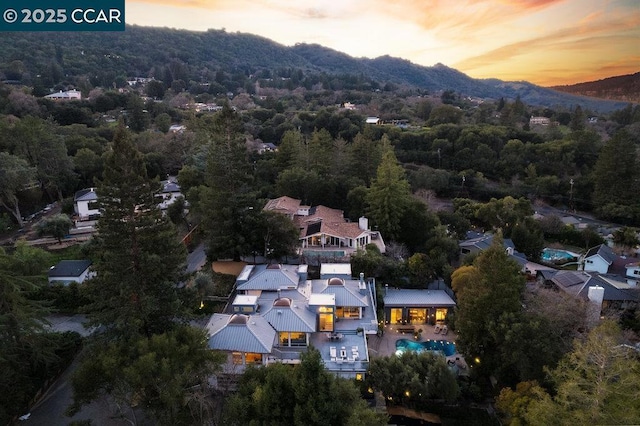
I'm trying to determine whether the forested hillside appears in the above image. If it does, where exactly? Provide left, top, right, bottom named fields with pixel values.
left=550, top=72, right=640, bottom=103
left=0, top=25, right=629, bottom=112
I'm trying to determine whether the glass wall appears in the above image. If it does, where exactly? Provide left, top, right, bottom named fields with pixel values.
left=408, top=308, right=427, bottom=324
left=389, top=308, right=402, bottom=324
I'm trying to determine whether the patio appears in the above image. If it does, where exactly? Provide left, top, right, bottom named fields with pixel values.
left=367, top=324, right=468, bottom=373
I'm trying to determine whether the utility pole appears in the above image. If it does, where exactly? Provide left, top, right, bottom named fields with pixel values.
left=437, top=148, right=441, bottom=169
left=569, top=178, right=574, bottom=212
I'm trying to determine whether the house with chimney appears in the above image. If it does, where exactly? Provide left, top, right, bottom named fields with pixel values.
left=205, top=263, right=377, bottom=382
left=74, top=188, right=100, bottom=221
left=264, top=196, right=385, bottom=256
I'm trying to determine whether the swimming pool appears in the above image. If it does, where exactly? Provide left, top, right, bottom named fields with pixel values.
left=541, top=248, right=579, bottom=263
left=395, top=339, right=457, bottom=357
left=304, top=250, right=346, bottom=258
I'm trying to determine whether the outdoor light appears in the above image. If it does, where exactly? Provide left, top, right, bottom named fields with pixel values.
left=475, top=357, right=481, bottom=364
left=405, top=390, right=410, bottom=397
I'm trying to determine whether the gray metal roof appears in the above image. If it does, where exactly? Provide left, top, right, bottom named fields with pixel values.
left=383, top=289, right=456, bottom=307
left=206, top=314, right=276, bottom=353
left=311, top=279, right=369, bottom=307
left=74, top=188, right=98, bottom=202
left=236, top=264, right=301, bottom=291
left=49, top=260, right=92, bottom=278
left=262, top=301, right=316, bottom=333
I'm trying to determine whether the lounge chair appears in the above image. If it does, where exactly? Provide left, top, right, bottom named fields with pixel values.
left=434, top=324, right=441, bottom=334
left=442, top=325, right=448, bottom=335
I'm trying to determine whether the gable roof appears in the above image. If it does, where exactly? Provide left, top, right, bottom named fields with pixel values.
left=383, top=289, right=456, bottom=307
left=261, top=299, right=316, bottom=332
left=74, top=188, right=98, bottom=202
left=579, top=274, right=640, bottom=302
left=263, top=196, right=303, bottom=216
left=236, top=264, right=301, bottom=291
left=49, top=260, right=92, bottom=278
left=312, top=279, right=369, bottom=307
left=459, top=233, right=515, bottom=251
left=160, top=180, right=181, bottom=193
left=206, top=314, right=276, bottom=353
left=584, top=244, right=617, bottom=265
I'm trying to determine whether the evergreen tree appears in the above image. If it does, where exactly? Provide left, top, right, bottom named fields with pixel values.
left=83, top=125, right=187, bottom=337
left=366, top=140, right=411, bottom=241
left=199, top=105, right=256, bottom=260
left=592, top=130, right=640, bottom=222
left=452, top=236, right=527, bottom=383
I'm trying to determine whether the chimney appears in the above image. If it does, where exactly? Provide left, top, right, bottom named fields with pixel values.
left=359, top=272, right=366, bottom=294
left=587, top=285, right=604, bottom=327
left=359, top=217, right=368, bottom=231
left=384, top=283, right=388, bottom=295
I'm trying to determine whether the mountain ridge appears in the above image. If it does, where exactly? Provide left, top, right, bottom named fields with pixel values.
left=0, top=25, right=632, bottom=112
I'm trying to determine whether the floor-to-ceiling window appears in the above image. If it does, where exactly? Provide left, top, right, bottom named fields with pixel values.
left=408, top=308, right=427, bottom=324
left=389, top=308, right=403, bottom=324
left=436, top=308, right=448, bottom=323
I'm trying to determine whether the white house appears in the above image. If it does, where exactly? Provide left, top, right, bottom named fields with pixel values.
left=157, top=179, right=184, bottom=211
left=365, top=116, right=380, bottom=125
left=626, top=262, right=640, bottom=282
left=48, top=260, right=94, bottom=285
left=580, top=244, right=617, bottom=274
left=45, top=89, right=82, bottom=101
left=74, top=188, right=100, bottom=221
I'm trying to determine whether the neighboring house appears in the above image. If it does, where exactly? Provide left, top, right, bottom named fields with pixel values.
left=206, top=263, right=376, bottom=380
left=45, top=89, right=82, bottom=101
left=537, top=269, right=639, bottom=313
left=529, top=116, right=550, bottom=125
left=383, top=287, right=456, bottom=326
left=257, top=142, right=278, bottom=154
left=580, top=244, right=617, bottom=274
left=169, top=124, right=186, bottom=133
left=459, top=232, right=516, bottom=257
left=74, top=188, right=100, bottom=221
left=365, top=116, right=380, bottom=125
left=264, top=196, right=385, bottom=255
left=48, top=260, right=93, bottom=285
left=625, top=262, right=640, bottom=285
left=157, top=179, right=184, bottom=211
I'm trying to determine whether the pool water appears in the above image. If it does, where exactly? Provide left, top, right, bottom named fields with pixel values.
left=395, top=339, right=457, bottom=357
left=541, top=248, right=579, bottom=262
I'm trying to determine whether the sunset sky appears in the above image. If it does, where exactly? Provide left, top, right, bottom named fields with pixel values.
left=127, top=0, right=640, bottom=86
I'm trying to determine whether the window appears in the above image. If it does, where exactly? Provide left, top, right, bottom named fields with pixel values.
left=279, top=332, right=289, bottom=346
left=336, top=306, right=359, bottom=319
left=389, top=308, right=402, bottom=324
left=88, top=201, right=99, bottom=211
left=436, top=308, right=447, bottom=322
left=634, top=270, right=640, bottom=276
left=245, top=353, right=262, bottom=365
left=289, top=332, right=306, bottom=347
left=319, top=313, right=334, bottom=331
left=232, top=352, right=243, bottom=365
left=408, top=308, right=426, bottom=324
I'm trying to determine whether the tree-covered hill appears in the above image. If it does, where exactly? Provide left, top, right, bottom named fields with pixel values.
left=0, top=25, right=630, bottom=112
left=550, top=72, right=640, bottom=103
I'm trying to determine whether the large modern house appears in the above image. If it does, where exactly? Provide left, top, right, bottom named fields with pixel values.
left=205, top=263, right=378, bottom=381
left=264, top=196, right=385, bottom=256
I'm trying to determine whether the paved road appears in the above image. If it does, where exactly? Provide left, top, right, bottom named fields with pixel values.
left=22, top=355, right=144, bottom=426
left=186, top=242, right=207, bottom=274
